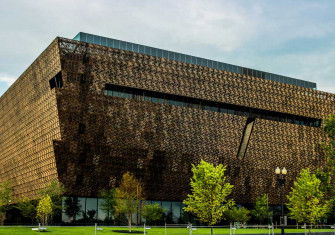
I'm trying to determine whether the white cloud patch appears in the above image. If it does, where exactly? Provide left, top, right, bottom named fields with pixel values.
left=0, top=75, right=16, bottom=85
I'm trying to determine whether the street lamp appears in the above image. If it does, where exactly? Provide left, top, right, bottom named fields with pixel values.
left=275, top=167, right=287, bottom=235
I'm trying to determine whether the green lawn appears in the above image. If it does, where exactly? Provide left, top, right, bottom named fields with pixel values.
left=0, top=226, right=334, bottom=235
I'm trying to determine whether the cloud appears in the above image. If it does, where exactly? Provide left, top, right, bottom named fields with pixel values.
left=0, top=75, right=16, bottom=86
left=0, top=0, right=334, bottom=96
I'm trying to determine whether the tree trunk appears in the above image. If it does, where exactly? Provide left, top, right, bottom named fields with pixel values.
left=128, top=214, right=132, bottom=232
left=304, top=223, right=307, bottom=235
left=211, top=226, right=213, bottom=235
left=0, top=213, right=5, bottom=225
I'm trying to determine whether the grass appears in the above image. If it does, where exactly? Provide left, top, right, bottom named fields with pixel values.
left=0, top=226, right=334, bottom=235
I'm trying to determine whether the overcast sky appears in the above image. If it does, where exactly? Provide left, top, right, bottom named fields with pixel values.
left=0, top=0, right=335, bottom=96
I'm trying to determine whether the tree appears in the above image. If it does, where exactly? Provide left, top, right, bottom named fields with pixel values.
left=183, top=160, right=234, bottom=235
left=317, top=115, right=335, bottom=200
left=287, top=168, right=330, bottom=228
left=115, top=172, right=144, bottom=232
left=15, top=197, right=37, bottom=224
left=87, top=209, right=96, bottom=221
left=323, top=115, right=335, bottom=139
left=313, top=115, right=335, bottom=223
left=100, top=188, right=116, bottom=221
left=251, top=194, right=272, bottom=224
left=64, top=196, right=81, bottom=222
left=0, top=181, right=13, bottom=225
left=225, top=206, right=250, bottom=224
left=36, top=195, right=53, bottom=226
left=142, top=203, right=165, bottom=225
left=38, top=180, right=64, bottom=219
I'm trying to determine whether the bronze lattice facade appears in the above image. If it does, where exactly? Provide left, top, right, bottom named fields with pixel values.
left=0, top=33, right=334, bottom=205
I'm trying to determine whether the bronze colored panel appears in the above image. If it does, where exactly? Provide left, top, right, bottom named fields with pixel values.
left=0, top=40, right=62, bottom=200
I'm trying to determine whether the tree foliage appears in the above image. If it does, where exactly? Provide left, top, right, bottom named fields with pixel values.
left=0, top=181, right=13, bottom=225
left=15, top=197, right=37, bottom=223
left=142, top=203, right=165, bottom=225
left=287, top=168, right=330, bottom=225
left=251, top=194, right=272, bottom=224
left=64, top=196, right=81, bottom=222
left=38, top=180, right=64, bottom=211
left=87, top=209, right=96, bottom=221
left=183, top=160, right=234, bottom=228
left=36, top=195, right=53, bottom=226
left=323, top=115, right=335, bottom=139
left=115, top=172, right=144, bottom=232
left=225, top=206, right=250, bottom=224
left=317, top=115, right=335, bottom=199
left=100, top=188, right=116, bottom=221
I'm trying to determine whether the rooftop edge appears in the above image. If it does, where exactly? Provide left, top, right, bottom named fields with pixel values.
left=73, top=32, right=317, bottom=89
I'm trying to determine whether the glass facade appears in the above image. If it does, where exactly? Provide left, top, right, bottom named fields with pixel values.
left=62, top=197, right=182, bottom=223
left=73, top=32, right=317, bottom=89
left=104, top=83, right=321, bottom=127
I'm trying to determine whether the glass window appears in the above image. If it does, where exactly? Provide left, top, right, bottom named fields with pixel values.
left=98, top=198, right=107, bottom=221
left=139, top=45, right=144, bottom=54
left=125, top=42, right=131, bottom=51
left=171, top=202, right=182, bottom=222
left=185, top=55, right=191, bottom=63
left=108, top=39, right=113, bottom=47
left=159, top=49, right=164, bottom=57
left=62, top=197, right=85, bottom=222
left=176, top=53, right=180, bottom=62
left=86, top=198, right=98, bottom=221
left=209, top=60, right=213, bottom=68
left=161, top=201, right=172, bottom=214
left=114, top=40, right=120, bottom=49
left=133, top=44, right=139, bottom=53
left=121, top=92, right=132, bottom=99
left=219, top=108, right=227, bottom=113
left=144, top=96, right=152, bottom=102
left=163, top=51, right=169, bottom=58
left=151, top=97, right=160, bottom=103
left=87, top=34, right=94, bottom=44
left=120, top=41, right=126, bottom=50
left=180, top=54, right=185, bottom=62
left=193, top=57, right=198, bottom=65
left=171, top=52, right=176, bottom=60
left=101, top=38, right=107, bottom=46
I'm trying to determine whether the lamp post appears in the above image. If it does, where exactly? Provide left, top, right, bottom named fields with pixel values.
left=275, top=167, right=287, bottom=235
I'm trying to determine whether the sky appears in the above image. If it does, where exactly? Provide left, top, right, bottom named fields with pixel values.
left=0, top=0, right=335, bottom=96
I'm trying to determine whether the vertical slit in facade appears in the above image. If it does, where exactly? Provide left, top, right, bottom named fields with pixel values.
left=237, top=117, right=256, bottom=159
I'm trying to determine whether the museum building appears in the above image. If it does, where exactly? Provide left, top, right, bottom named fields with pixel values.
left=0, top=32, right=334, bottom=222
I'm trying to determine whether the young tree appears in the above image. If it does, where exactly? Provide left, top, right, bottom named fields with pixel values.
left=251, top=194, right=272, bottom=224
left=38, top=180, right=64, bottom=224
left=142, top=203, right=165, bottom=225
left=64, top=196, right=81, bottom=223
left=183, top=160, right=234, bottom=235
left=36, top=195, right=53, bottom=226
left=0, top=181, right=13, bottom=225
left=287, top=169, right=330, bottom=229
left=100, top=188, right=116, bottom=221
left=115, top=172, right=144, bottom=232
left=225, top=206, right=250, bottom=224
left=15, top=197, right=37, bottom=224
